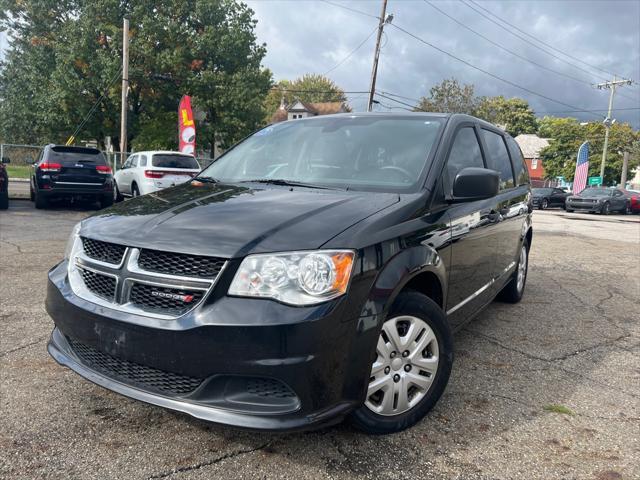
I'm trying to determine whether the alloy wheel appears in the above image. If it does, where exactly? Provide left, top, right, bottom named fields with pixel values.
left=365, top=315, right=439, bottom=416
left=516, top=244, right=527, bottom=292
left=542, top=199, right=548, bottom=209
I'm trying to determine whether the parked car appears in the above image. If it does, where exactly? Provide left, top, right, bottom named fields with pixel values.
left=114, top=151, right=200, bottom=198
left=565, top=187, right=628, bottom=214
left=29, top=145, right=115, bottom=209
left=0, top=156, right=9, bottom=210
left=622, top=189, right=640, bottom=214
left=46, top=113, right=532, bottom=434
left=531, top=187, right=569, bottom=210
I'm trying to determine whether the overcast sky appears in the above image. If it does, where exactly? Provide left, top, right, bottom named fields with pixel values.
left=246, top=0, right=640, bottom=127
left=1, top=1, right=639, bottom=127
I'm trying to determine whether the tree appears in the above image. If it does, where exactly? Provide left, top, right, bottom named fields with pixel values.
left=475, top=96, right=537, bottom=137
left=415, top=78, right=478, bottom=114
left=263, top=74, right=348, bottom=122
left=0, top=0, right=272, bottom=154
left=538, top=116, right=640, bottom=185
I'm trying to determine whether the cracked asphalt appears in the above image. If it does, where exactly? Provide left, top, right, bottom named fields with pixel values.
left=1, top=200, right=639, bottom=480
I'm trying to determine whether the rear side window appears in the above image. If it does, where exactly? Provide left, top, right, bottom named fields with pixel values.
left=481, top=130, right=514, bottom=190
left=505, top=137, right=529, bottom=186
left=152, top=154, right=199, bottom=169
left=446, top=127, right=484, bottom=184
left=46, top=146, right=107, bottom=166
left=139, top=154, right=148, bottom=167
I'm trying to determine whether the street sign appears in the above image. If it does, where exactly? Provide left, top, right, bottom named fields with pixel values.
left=588, top=176, right=603, bottom=186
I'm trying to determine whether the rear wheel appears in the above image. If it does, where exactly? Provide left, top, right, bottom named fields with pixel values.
left=498, top=238, right=529, bottom=303
left=131, top=183, right=140, bottom=197
left=34, top=190, right=48, bottom=209
left=350, top=291, right=453, bottom=434
left=100, top=194, right=114, bottom=209
left=115, top=183, right=124, bottom=202
left=29, top=183, right=35, bottom=201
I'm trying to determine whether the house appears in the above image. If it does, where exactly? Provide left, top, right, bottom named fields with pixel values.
left=270, top=99, right=349, bottom=123
left=514, top=134, right=550, bottom=186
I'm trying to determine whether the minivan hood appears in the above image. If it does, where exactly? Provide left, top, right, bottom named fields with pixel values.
left=82, top=182, right=399, bottom=258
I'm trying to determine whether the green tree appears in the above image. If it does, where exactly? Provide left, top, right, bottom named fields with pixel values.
left=538, top=116, right=639, bottom=185
left=475, top=96, right=537, bottom=137
left=415, top=78, right=478, bottom=114
left=0, top=0, right=272, bottom=154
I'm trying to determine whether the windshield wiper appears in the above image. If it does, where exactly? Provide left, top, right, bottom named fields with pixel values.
left=240, top=179, right=336, bottom=190
left=192, top=176, right=219, bottom=183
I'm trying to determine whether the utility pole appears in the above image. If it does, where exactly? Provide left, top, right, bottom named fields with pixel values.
left=367, top=0, right=392, bottom=112
left=119, top=18, right=130, bottom=159
left=595, top=76, right=632, bottom=182
left=620, top=150, right=629, bottom=187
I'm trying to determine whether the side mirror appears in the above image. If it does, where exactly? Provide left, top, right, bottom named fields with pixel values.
left=1, top=157, right=10, bottom=164
left=451, top=167, right=499, bottom=202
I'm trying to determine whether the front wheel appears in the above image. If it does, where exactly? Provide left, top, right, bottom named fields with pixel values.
left=601, top=202, right=610, bottom=215
left=350, top=291, right=453, bottom=434
left=539, top=198, right=548, bottom=210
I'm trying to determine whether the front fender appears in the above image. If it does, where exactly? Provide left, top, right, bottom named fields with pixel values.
left=358, top=244, right=447, bottom=322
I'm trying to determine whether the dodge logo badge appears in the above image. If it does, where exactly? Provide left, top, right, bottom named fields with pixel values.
left=151, top=291, right=194, bottom=303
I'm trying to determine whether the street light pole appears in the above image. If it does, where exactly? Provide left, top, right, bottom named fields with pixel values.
left=119, top=18, right=130, bottom=159
left=367, top=0, right=389, bottom=112
left=595, top=77, right=633, bottom=182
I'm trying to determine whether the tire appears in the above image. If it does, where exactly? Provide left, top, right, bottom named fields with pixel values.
left=29, top=183, right=35, bottom=201
left=34, top=190, right=48, bottom=209
left=565, top=208, right=573, bottom=213
left=601, top=202, right=610, bottom=215
left=0, top=190, right=8, bottom=210
left=115, top=183, right=124, bottom=202
left=350, top=291, right=453, bottom=435
left=131, top=183, right=140, bottom=197
left=539, top=198, right=548, bottom=210
left=498, top=238, right=529, bottom=303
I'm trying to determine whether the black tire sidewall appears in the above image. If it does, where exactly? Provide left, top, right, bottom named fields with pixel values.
left=350, top=291, right=453, bottom=434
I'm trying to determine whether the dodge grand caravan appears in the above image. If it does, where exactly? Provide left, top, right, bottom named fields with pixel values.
left=46, top=113, right=532, bottom=434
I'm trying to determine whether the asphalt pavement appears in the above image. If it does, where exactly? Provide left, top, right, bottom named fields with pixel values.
left=1, top=200, right=638, bottom=480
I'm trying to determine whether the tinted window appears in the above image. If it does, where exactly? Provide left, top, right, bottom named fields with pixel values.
left=532, top=188, right=552, bottom=195
left=131, top=156, right=139, bottom=167
left=579, top=188, right=611, bottom=197
left=505, top=136, right=529, bottom=186
left=446, top=127, right=484, bottom=184
left=47, top=146, right=107, bottom=166
left=153, top=154, right=199, bottom=169
left=482, top=130, right=514, bottom=190
left=139, top=154, right=148, bottom=167
left=200, top=116, right=445, bottom=192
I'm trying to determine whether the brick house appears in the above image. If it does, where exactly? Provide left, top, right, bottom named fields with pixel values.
left=514, top=134, right=550, bottom=187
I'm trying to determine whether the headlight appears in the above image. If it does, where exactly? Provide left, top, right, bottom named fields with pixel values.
left=228, top=250, right=355, bottom=306
left=64, top=222, right=82, bottom=260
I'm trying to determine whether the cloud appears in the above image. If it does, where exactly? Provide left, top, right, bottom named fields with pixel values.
left=245, top=0, right=640, bottom=127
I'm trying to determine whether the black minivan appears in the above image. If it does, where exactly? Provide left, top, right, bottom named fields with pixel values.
left=30, top=145, right=115, bottom=209
left=45, top=113, right=532, bottom=434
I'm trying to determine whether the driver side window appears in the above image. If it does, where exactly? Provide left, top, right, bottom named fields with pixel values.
left=446, top=127, right=484, bottom=185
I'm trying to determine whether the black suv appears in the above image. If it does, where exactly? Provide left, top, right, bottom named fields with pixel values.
left=30, top=145, right=115, bottom=209
left=46, top=114, right=532, bottom=434
left=0, top=156, right=9, bottom=210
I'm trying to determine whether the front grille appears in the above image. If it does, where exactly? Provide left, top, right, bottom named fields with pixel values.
left=246, top=378, right=296, bottom=399
left=68, top=337, right=203, bottom=395
left=82, top=237, right=126, bottom=265
left=138, top=249, right=225, bottom=278
left=129, top=283, right=204, bottom=315
left=79, top=268, right=116, bottom=300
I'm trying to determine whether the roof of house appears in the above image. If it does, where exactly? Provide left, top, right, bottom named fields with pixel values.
left=514, top=134, right=550, bottom=159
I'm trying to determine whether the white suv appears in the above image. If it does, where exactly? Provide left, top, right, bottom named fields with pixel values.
left=114, top=151, right=200, bottom=197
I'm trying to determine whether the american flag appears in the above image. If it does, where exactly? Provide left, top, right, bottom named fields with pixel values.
left=573, top=141, right=589, bottom=194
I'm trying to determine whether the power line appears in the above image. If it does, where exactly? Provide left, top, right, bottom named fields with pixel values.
left=461, top=0, right=639, bottom=103
left=423, top=0, right=593, bottom=87
left=319, top=0, right=378, bottom=19
left=323, top=25, right=378, bottom=75
left=375, top=92, right=423, bottom=111
left=389, top=22, right=604, bottom=119
left=467, top=0, right=633, bottom=83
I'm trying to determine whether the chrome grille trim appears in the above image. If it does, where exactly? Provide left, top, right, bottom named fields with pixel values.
left=68, top=239, right=227, bottom=320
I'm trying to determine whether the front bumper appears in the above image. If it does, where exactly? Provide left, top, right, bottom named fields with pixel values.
left=45, top=261, right=378, bottom=432
left=565, top=200, right=601, bottom=212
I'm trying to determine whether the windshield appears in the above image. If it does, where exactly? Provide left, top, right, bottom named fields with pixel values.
left=532, top=188, right=552, bottom=195
left=48, top=146, right=106, bottom=165
left=152, top=154, right=199, bottom=169
left=198, top=116, right=445, bottom=191
left=579, top=188, right=611, bottom=197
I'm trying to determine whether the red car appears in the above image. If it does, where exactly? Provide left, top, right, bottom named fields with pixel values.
left=623, top=190, right=640, bottom=214
left=0, top=156, right=9, bottom=210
